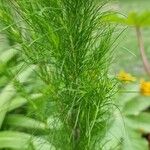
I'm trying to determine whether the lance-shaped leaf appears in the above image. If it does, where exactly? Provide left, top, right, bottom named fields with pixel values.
left=123, top=96, right=150, bottom=115
left=8, top=93, right=42, bottom=111
left=0, top=131, right=55, bottom=150
left=5, top=114, right=46, bottom=130
left=0, top=65, right=36, bottom=128
left=105, top=11, right=150, bottom=27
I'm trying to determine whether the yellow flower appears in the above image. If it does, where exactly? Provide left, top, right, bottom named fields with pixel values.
left=140, top=79, right=150, bottom=96
left=117, top=70, right=136, bottom=83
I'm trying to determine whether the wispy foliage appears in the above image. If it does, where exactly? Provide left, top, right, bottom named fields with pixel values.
left=0, top=0, right=117, bottom=149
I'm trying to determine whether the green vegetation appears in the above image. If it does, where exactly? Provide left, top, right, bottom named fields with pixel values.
left=0, top=0, right=150, bottom=150
left=0, top=0, right=117, bottom=149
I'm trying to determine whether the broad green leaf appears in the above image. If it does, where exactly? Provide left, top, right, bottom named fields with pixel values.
left=8, top=93, right=42, bottom=111
left=0, top=66, right=36, bottom=128
left=0, top=84, right=15, bottom=127
left=122, top=128, right=148, bottom=150
left=117, top=84, right=139, bottom=108
left=0, top=48, right=17, bottom=63
left=106, top=11, right=150, bottom=27
left=126, top=12, right=150, bottom=27
left=0, top=131, right=55, bottom=150
left=0, top=131, right=33, bottom=149
left=102, top=109, right=126, bottom=150
left=126, top=112, right=150, bottom=133
left=103, top=13, right=126, bottom=25
left=5, top=114, right=46, bottom=130
left=123, top=96, right=150, bottom=115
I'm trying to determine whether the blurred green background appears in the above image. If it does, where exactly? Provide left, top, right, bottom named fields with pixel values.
left=114, top=0, right=150, bottom=76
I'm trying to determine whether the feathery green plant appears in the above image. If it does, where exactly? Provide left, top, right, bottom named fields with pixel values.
left=0, top=0, right=117, bottom=149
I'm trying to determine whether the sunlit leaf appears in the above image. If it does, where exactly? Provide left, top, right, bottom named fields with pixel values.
left=0, top=131, right=55, bottom=150
left=123, top=96, right=150, bottom=115
left=126, top=112, right=150, bottom=133
left=106, top=11, right=150, bottom=27
left=5, top=114, right=46, bottom=130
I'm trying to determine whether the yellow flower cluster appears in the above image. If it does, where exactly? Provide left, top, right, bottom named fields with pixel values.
left=117, top=70, right=150, bottom=96
left=117, top=70, right=136, bottom=83
left=140, top=80, right=150, bottom=96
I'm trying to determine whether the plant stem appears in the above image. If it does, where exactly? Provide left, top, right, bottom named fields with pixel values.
left=135, top=26, right=150, bottom=75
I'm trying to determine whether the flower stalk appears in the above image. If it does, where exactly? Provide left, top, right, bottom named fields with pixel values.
left=135, top=26, right=150, bottom=75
